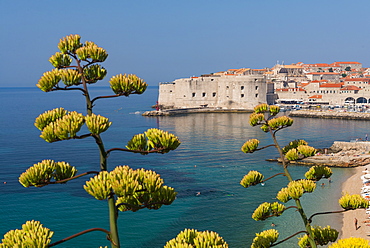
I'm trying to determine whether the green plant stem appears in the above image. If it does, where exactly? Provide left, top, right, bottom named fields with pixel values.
left=78, top=60, right=120, bottom=248
left=270, top=129, right=317, bottom=248
left=108, top=193, right=120, bottom=248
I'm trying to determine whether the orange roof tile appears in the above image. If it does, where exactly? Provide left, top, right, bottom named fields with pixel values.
left=309, top=95, right=323, bottom=99
left=276, top=88, right=305, bottom=92
left=344, top=78, right=370, bottom=82
left=311, top=80, right=328, bottom=83
left=313, top=63, right=331, bottom=67
left=319, top=83, right=343, bottom=88
left=340, top=85, right=361, bottom=91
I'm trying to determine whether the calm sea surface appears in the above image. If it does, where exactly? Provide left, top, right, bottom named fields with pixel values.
left=0, top=86, right=366, bottom=247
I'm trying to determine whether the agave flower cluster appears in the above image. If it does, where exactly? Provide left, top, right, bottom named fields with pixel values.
left=164, top=229, right=228, bottom=248
left=298, top=226, right=339, bottom=248
left=0, top=220, right=53, bottom=248
left=251, top=229, right=279, bottom=248
left=19, top=159, right=77, bottom=187
left=126, top=128, right=181, bottom=154
left=84, top=165, right=177, bottom=212
left=35, top=108, right=111, bottom=142
left=37, top=34, right=147, bottom=96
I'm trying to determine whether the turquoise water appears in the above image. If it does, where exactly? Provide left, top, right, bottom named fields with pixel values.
left=0, top=86, right=367, bottom=247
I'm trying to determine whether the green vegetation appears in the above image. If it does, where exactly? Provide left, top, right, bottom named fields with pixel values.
left=0, top=34, right=180, bottom=248
left=239, top=103, right=369, bottom=247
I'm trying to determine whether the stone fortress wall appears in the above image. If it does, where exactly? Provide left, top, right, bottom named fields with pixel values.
left=158, top=74, right=275, bottom=110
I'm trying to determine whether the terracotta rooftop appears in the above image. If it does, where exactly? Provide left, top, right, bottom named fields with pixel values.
left=340, top=85, right=361, bottom=91
left=309, top=95, right=323, bottom=99
left=319, top=83, right=343, bottom=88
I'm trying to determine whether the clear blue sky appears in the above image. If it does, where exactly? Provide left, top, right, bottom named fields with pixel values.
left=2, top=0, right=370, bottom=87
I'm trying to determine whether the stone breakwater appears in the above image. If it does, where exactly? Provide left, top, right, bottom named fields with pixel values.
left=289, top=110, right=370, bottom=120
left=142, top=108, right=252, bottom=116
left=296, top=141, right=370, bottom=167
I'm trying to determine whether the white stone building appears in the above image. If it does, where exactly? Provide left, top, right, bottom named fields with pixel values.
left=158, top=74, right=275, bottom=110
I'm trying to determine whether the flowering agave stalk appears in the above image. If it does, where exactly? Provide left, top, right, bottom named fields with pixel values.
left=1, top=35, right=181, bottom=248
left=240, top=104, right=368, bottom=248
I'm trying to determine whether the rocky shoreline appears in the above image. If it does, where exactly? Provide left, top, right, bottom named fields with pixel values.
left=269, top=141, right=370, bottom=168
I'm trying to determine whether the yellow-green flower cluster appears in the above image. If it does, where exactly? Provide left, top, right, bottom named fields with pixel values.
left=110, top=73, right=147, bottom=96
left=328, top=237, right=370, bottom=248
left=39, top=111, right=85, bottom=142
left=0, top=220, right=53, bottom=248
left=241, top=139, right=260, bottom=153
left=254, top=104, right=269, bottom=113
left=297, top=145, right=317, bottom=157
left=276, top=179, right=316, bottom=202
left=164, top=229, right=228, bottom=248
left=252, top=202, right=285, bottom=221
left=36, top=69, right=61, bottom=92
left=285, top=148, right=299, bottom=161
left=59, top=69, right=82, bottom=86
left=240, top=170, right=264, bottom=188
left=34, top=108, right=67, bottom=130
left=85, top=114, right=112, bottom=135
left=339, top=193, right=369, bottom=210
left=305, top=166, right=333, bottom=181
left=19, top=159, right=77, bottom=187
left=83, top=64, right=107, bottom=84
left=249, top=113, right=265, bottom=126
left=83, top=165, right=177, bottom=212
left=126, top=128, right=181, bottom=154
left=282, top=139, right=308, bottom=154
left=49, top=52, right=72, bottom=68
left=76, top=41, right=108, bottom=62
left=298, top=226, right=338, bottom=247
left=267, top=116, right=293, bottom=130
left=251, top=229, right=279, bottom=248
left=58, top=34, right=83, bottom=54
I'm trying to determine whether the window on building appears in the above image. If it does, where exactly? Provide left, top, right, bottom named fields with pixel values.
left=255, top=86, right=258, bottom=90
left=241, top=94, right=244, bottom=98
left=226, top=86, right=229, bottom=89
left=241, top=86, right=244, bottom=90
left=212, top=92, right=216, bottom=97
left=255, top=94, right=258, bottom=97
left=192, top=93, right=196, bottom=97
left=202, top=92, right=206, bottom=97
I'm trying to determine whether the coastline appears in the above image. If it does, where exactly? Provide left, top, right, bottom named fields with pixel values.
left=340, top=164, right=370, bottom=240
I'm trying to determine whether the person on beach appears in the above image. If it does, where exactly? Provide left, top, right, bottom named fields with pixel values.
left=355, top=218, right=358, bottom=230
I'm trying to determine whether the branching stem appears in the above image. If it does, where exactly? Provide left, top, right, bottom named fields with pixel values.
left=270, top=231, right=308, bottom=247
left=48, top=228, right=113, bottom=247
left=308, top=209, right=349, bottom=223
left=261, top=172, right=286, bottom=183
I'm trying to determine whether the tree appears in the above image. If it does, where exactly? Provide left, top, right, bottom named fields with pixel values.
left=239, top=104, right=369, bottom=248
left=0, top=34, right=181, bottom=248
left=345, top=66, right=351, bottom=71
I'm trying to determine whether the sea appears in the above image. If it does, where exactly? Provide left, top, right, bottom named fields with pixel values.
left=0, top=86, right=366, bottom=247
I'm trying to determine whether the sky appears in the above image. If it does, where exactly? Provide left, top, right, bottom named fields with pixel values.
left=2, top=0, right=370, bottom=87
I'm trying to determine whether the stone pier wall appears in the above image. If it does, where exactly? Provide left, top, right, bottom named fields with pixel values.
left=331, top=141, right=370, bottom=152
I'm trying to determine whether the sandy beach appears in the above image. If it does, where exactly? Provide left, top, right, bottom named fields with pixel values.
left=340, top=164, right=370, bottom=240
